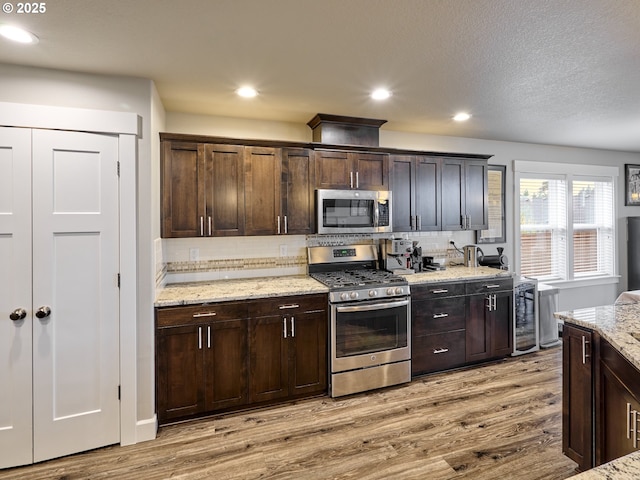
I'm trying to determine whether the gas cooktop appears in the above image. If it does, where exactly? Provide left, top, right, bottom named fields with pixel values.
left=310, top=269, right=407, bottom=290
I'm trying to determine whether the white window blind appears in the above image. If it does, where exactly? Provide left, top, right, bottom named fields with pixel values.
left=515, top=161, right=616, bottom=283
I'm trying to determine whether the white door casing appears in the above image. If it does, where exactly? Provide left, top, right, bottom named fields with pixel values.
left=31, top=129, right=121, bottom=462
left=0, top=127, right=33, bottom=469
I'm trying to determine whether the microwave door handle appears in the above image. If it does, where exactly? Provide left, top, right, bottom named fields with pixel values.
left=336, top=299, right=409, bottom=313
left=374, top=202, right=380, bottom=228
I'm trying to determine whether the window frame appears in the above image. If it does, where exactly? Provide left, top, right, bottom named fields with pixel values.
left=514, top=160, right=619, bottom=287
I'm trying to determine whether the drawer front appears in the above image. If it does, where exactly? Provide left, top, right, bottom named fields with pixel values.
left=466, top=277, right=513, bottom=295
left=412, top=330, right=466, bottom=375
left=412, top=298, right=465, bottom=336
left=157, top=302, right=249, bottom=327
left=411, top=282, right=466, bottom=301
left=248, top=294, right=328, bottom=317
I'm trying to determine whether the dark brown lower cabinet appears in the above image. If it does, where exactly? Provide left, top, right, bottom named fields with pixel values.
left=465, top=279, right=513, bottom=363
left=249, top=294, right=328, bottom=403
left=562, top=323, right=594, bottom=472
left=411, top=283, right=466, bottom=376
left=156, top=294, right=328, bottom=425
left=156, top=303, right=249, bottom=424
left=597, top=338, right=640, bottom=464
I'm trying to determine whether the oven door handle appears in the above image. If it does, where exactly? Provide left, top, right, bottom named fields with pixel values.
left=335, top=299, right=409, bottom=313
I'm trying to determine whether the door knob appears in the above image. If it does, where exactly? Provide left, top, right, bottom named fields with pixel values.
left=35, top=306, right=51, bottom=319
left=9, top=308, right=27, bottom=321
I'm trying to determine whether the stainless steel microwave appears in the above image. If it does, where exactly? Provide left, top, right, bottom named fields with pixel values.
left=316, top=189, right=392, bottom=234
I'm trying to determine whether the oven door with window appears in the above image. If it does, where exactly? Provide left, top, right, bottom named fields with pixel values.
left=331, top=298, right=411, bottom=373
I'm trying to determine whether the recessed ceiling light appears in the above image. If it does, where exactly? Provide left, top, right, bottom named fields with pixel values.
left=236, top=86, right=258, bottom=98
left=0, top=24, right=39, bottom=44
left=371, top=89, right=391, bottom=100
left=453, top=112, right=471, bottom=122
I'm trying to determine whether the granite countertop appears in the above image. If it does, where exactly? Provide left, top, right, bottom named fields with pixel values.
left=556, top=303, right=640, bottom=479
left=155, top=275, right=329, bottom=307
left=554, top=302, right=640, bottom=372
left=402, top=265, right=513, bottom=285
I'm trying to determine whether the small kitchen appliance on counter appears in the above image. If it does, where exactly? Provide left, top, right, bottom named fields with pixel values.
left=381, top=238, right=414, bottom=273
left=308, top=244, right=411, bottom=397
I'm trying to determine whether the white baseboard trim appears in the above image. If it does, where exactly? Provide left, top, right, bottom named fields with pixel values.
left=122, top=415, right=157, bottom=446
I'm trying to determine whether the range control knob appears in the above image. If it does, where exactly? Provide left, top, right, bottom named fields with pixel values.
left=340, top=292, right=350, bottom=301
left=350, top=291, right=359, bottom=299
left=368, top=289, right=378, bottom=298
left=386, top=287, right=395, bottom=296
left=395, top=287, right=404, bottom=295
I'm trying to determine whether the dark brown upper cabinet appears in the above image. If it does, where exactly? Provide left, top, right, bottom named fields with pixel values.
left=441, top=158, right=489, bottom=231
left=314, top=149, right=389, bottom=190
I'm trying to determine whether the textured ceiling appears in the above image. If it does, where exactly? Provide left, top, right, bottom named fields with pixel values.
left=1, top=0, right=639, bottom=152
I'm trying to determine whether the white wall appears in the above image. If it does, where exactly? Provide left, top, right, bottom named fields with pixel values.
left=0, top=63, right=158, bottom=431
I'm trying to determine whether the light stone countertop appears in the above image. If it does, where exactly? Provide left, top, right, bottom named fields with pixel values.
left=555, top=303, right=640, bottom=479
left=155, top=275, right=329, bottom=307
left=401, top=265, right=513, bottom=285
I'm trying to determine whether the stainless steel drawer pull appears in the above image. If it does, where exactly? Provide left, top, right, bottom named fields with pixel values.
left=433, top=348, right=449, bottom=354
left=485, top=284, right=501, bottom=289
left=193, top=312, right=217, bottom=318
left=279, top=304, right=300, bottom=310
left=433, top=313, right=449, bottom=319
left=432, top=289, right=449, bottom=294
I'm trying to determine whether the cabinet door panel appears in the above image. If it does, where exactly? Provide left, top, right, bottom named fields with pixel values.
left=441, top=159, right=464, bottom=230
left=289, top=310, right=327, bottom=396
left=315, top=150, right=351, bottom=189
left=391, top=155, right=414, bottom=232
left=250, top=317, right=289, bottom=403
left=206, top=319, right=248, bottom=411
left=465, top=160, right=489, bottom=230
left=244, top=147, right=281, bottom=235
left=156, top=325, right=204, bottom=422
left=562, top=324, right=593, bottom=470
left=203, top=144, right=245, bottom=236
left=161, top=141, right=204, bottom=237
left=282, top=148, right=315, bottom=235
left=466, top=295, right=491, bottom=362
left=415, top=157, right=440, bottom=231
left=492, top=291, right=513, bottom=357
left=354, top=152, right=388, bottom=190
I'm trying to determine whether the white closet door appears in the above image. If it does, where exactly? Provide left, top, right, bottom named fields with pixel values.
left=0, top=127, right=33, bottom=469
left=31, top=129, right=120, bottom=462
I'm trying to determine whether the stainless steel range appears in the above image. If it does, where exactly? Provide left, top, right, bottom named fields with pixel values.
left=308, top=244, right=411, bottom=397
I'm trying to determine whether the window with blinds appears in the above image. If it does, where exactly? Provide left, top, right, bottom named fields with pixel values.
left=517, top=171, right=615, bottom=282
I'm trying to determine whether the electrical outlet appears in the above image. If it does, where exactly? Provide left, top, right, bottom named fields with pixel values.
left=189, top=248, right=199, bottom=261
left=279, top=244, right=288, bottom=257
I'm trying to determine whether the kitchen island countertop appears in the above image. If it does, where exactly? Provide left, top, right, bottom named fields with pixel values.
left=556, top=302, right=640, bottom=479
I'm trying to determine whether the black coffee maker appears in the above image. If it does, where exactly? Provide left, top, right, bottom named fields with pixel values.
left=409, top=241, right=423, bottom=272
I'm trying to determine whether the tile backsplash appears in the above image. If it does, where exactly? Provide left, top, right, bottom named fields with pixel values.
left=155, top=230, right=480, bottom=292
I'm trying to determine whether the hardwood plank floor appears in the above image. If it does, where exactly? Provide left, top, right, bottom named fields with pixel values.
left=0, top=347, right=577, bottom=480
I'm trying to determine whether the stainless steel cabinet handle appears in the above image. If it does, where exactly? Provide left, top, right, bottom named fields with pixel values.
left=492, top=294, right=497, bottom=311
left=356, top=171, right=359, bottom=189
left=350, top=171, right=354, bottom=189
left=628, top=403, right=633, bottom=440
left=283, top=318, right=287, bottom=338
left=208, top=216, right=212, bottom=236
left=284, top=216, right=288, bottom=234
left=417, top=215, right=422, bottom=230
left=634, top=409, right=639, bottom=449
left=193, top=312, right=217, bottom=318
left=277, top=216, right=281, bottom=234
left=433, top=313, right=449, bottom=319
left=10, top=308, right=27, bottom=321
left=279, top=304, right=300, bottom=310
left=35, top=306, right=51, bottom=319
left=433, top=348, right=449, bottom=354
left=200, top=216, right=204, bottom=236
left=208, top=326, right=211, bottom=349
left=582, top=336, right=590, bottom=364
left=291, top=316, right=295, bottom=337
left=198, top=326, right=202, bottom=350
left=485, top=284, right=501, bottom=289
left=432, top=289, right=449, bottom=294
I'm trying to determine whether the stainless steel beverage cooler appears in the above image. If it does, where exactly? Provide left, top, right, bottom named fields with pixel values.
left=512, top=276, right=540, bottom=356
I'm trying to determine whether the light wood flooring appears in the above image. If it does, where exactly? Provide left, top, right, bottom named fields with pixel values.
left=0, top=347, right=578, bottom=480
